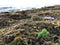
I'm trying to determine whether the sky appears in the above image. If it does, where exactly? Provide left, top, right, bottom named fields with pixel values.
left=0, top=0, right=60, bottom=10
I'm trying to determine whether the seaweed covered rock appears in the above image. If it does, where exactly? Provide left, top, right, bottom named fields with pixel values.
left=13, top=36, right=24, bottom=45
left=3, top=35, right=14, bottom=44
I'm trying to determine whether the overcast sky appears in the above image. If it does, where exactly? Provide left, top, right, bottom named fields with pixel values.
left=0, top=0, right=60, bottom=9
